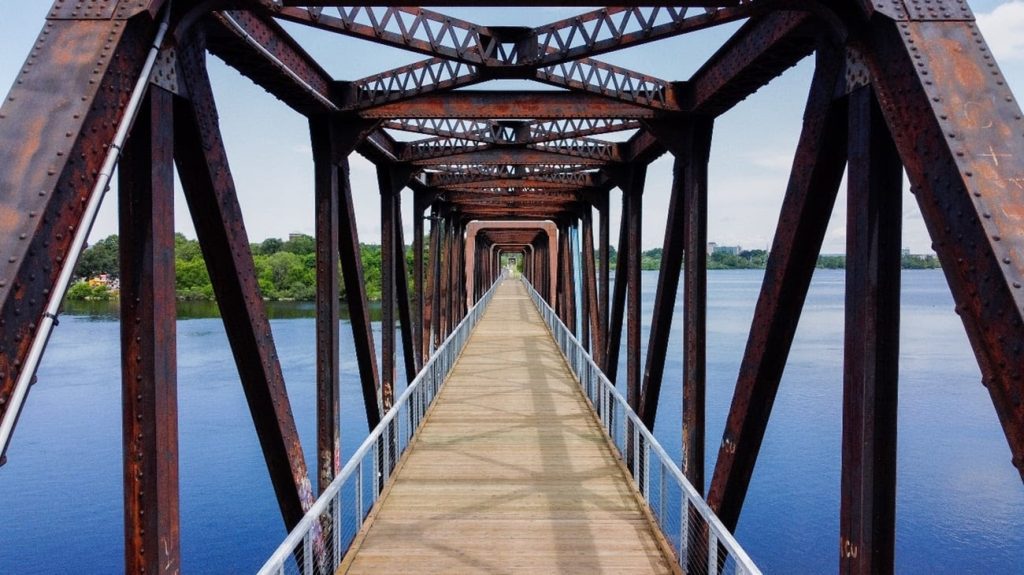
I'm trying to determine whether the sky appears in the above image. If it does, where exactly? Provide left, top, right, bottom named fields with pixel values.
left=0, top=1, right=1022, bottom=253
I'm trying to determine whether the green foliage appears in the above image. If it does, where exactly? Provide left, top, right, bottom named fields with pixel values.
left=66, top=280, right=115, bottom=300
left=707, top=250, right=766, bottom=270
left=608, top=244, right=939, bottom=271
left=74, top=235, right=119, bottom=280
left=359, top=244, right=383, bottom=302
left=68, top=233, right=406, bottom=303
left=816, top=255, right=846, bottom=269
left=67, top=231, right=945, bottom=304
left=901, top=253, right=940, bottom=269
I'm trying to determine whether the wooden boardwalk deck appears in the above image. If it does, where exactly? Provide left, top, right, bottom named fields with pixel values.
left=338, top=281, right=675, bottom=574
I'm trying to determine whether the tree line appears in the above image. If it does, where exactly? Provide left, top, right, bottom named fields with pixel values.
left=67, top=233, right=412, bottom=301
left=67, top=234, right=941, bottom=302
left=609, top=246, right=939, bottom=271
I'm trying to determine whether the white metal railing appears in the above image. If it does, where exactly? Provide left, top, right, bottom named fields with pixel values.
left=522, top=278, right=762, bottom=575
left=256, top=279, right=500, bottom=575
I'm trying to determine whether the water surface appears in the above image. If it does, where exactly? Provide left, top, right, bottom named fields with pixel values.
left=0, top=269, right=1021, bottom=573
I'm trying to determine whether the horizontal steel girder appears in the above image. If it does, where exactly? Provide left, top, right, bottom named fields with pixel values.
left=358, top=91, right=659, bottom=119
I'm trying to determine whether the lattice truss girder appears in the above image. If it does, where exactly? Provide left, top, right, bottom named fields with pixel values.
left=264, top=2, right=776, bottom=111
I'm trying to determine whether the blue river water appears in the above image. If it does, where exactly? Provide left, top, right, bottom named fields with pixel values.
left=0, top=269, right=1021, bottom=573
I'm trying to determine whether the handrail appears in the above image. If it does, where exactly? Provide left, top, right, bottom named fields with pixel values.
left=256, top=278, right=501, bottom=575
left=522, top=277, right=762, bottom=575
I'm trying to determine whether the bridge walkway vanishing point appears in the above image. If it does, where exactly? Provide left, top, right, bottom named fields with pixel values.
left=338, top=280, right=675, bottom=574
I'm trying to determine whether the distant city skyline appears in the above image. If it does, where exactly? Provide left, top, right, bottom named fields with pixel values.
left=0, top=2, right=1021, bottom=253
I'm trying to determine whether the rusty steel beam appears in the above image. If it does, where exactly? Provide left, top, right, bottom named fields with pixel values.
left=429, top=208, right=443, bottom=351
left=839, top=84, right=903, bottom=575
left=0, top=7, right=160, bottom=455
left=604, top=194, right=629, bottom=381
left=707, top=48, right=848, bottom=530
left=530, top=138, right=624, bottom=162
left=175, top=38, right=313, bottom=530
left=118, top=87, right=179, bottom=575
left=639, top=158, right=686, bottom=430
left=273, top=5, right=497, bottom=66
left=865, top=6, right=1024, bottom=482
left=437, top=179, right=587, bottom=191
left=625, top=168, right=646, bottom=412
left=412, top=148, right=608, bottom=167
left=345, top=56, right=677, bottom=112
left=682, top=120, right=713, bottom=493
left=425, top=169, right=602, bottom=188
left=687, top=11, right=816, bottom=115
left=400, top=137, right=489, bottom=162
left=360, top=91, right=657, bottom=120
left=275, top=4, right=758, bottom=73
left=565, top=221, right=579, bottom=334
left=622, top=11, right=817, bottom=165
left=527, top=4, right=768, bottom=68
left=341, top=57, right=485, bottom=110
left=439, top=216, right=452, bottom=341
left=337, top=157, right=383, bottom=429
left=581, top=211, right=599, bottom=355
left=413, top=195, right=427, bottom=367
left=310, top=117, right=341, bottom=493
left=598, top=190, right=610, bottom=356
left=206, top=10, right=336, bottom=115
left=534, top=58, right=680, bottom=110
left=384, top=117, right=641, bottom=144
left=394, top=196, right=420, bottom=379
left=379, top=165, right=397, bottom=411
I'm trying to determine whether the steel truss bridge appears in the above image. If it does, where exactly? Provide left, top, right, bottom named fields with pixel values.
left=0, top=1, right=1023, bottom=573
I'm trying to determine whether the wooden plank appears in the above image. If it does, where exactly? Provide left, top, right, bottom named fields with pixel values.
left=339, top=282, right=675, bottom=575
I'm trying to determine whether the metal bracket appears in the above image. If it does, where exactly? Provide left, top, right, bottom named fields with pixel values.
left=843, top=46, right=872, bottom=96
left=149, top=46, right=182, bottom=96
left=870, top=0, right=909, bottom=21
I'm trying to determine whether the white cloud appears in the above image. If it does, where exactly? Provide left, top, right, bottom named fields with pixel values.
left=976, top=1, right=1024, bottom=61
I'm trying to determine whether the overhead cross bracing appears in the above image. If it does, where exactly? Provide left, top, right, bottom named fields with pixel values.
left=1, top=1, right=1024, bottom=574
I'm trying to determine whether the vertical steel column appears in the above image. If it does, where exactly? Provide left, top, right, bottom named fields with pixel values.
left=598, top=190, right=611, bottom=350
left=605, top=194, right=630, bottom=382
left=413, top=197, right=426, bottom=367
left=557, top=224, right=568, bottom=326
left=839, top=85, right=902, bottom=575
left=338, top=159, right=382, bottom=429
left=865, top=4, right=1024, bottom=480
left=564, top=223, right=578, bottom=334
left=439, top=216, right=452, bottom=339
left=683, top=120, right=713, bottom=494
left=119, top=88, right=179, bottom=575
left=582, top=210, right=600, bottom=359
left=457, top=222, right=467, bottom=321
left=310, top=118, right=341, bottom=493
left=626, top=168, right=646, bottom=411
left=378, top=167, right=396, bottom=411
left=429, top=207, right=443, bottom=352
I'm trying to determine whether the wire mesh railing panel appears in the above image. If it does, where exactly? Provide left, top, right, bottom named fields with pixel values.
left=522, top=278, right=762, bottom=575
left=257, top=280, right=500, bottom=575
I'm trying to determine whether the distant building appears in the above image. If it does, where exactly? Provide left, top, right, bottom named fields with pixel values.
left=288, top=232, right=306, bottom=241
left=706, top=242, right=717, bottom=256
left=713, top=245, right=742, bottom=256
